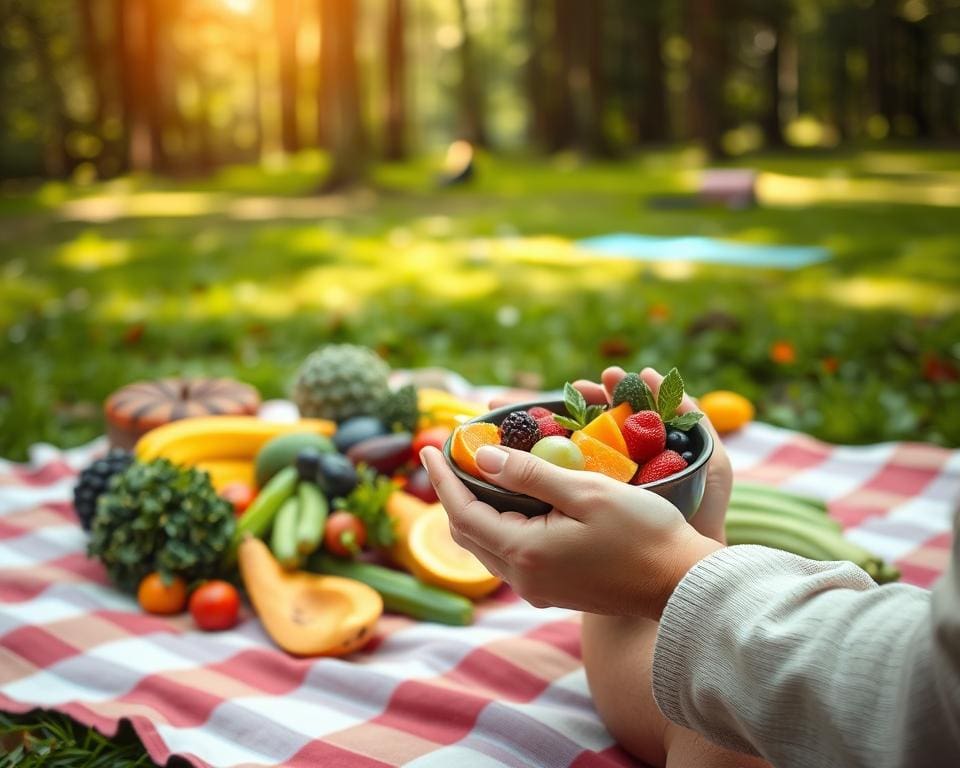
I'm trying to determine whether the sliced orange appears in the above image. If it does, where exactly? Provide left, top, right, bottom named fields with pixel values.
left=571, top=431, right=638, bottom=483
left=450, top=422, right=500, bottom=479
left=607, top=402, right=633, bottom=431
left=407, top=506, right=501, bottom=599
left=581, top=411, right=630, bottom=457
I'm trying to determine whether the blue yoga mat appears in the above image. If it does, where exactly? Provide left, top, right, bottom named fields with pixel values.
left=576, top=233, right=830, bottom=269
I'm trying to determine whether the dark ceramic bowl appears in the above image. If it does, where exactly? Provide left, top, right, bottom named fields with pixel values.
left=442, top=400, right=713, bottom=519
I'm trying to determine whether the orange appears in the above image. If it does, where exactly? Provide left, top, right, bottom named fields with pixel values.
left=607, top=402, right=633, bottom=430
left=407, top=506, right=501, bottom=599
left=699, top=390, right=754, bottom=434
left=571, top=431, right=638, bottom=483
left=137, top=572, right=187, bottom=615
left=581, top=411, right=630, bottom=457
left=450, top=422, right=500, bottom=479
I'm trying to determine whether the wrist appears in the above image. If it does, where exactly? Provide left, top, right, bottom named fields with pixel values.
left=651, top=527, right=722, bottom=620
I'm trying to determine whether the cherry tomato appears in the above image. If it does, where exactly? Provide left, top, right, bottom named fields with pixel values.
left=138, top=572, right=187, bottom=615
left=221, top=482, right=256, bottom=517
left=412, top=427, right=453, bottom=463
left=189, top=580, right=241, bottom=631
left=323, top=511, right=367, bottom=557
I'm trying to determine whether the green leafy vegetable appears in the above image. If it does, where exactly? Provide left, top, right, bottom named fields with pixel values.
left=334, top=465, right=396, bottom=547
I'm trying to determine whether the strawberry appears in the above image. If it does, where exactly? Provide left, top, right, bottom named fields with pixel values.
left=527, top=406, right=554, bottom=420
left=621, top=410, right=666, bottom=463
left=536, top=416, right=570, bottom=439
left=636, top=450, right=688, bottom=484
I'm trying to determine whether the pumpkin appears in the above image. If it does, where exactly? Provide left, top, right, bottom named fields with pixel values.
left=105, top=377, right=261, bottom=449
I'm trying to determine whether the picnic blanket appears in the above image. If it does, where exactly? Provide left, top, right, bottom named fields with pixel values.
left=2, top=378, right=959, bottom=768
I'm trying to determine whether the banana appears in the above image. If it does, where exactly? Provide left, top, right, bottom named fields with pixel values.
left=135, top=416, right=336, bottom=466
left=417, top=389, right=487, bottom=430
left=194, top=459, right=256, bottom=492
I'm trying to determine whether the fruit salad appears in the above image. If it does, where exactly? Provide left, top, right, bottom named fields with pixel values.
left=451, top=368, right=704, bottom=487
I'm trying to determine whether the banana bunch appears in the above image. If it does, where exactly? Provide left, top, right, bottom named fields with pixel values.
left=725, top=482, right=900, bottom=584
left=135, top=416, right=336, bottom=490
left=417, top=388, right=488, bottom=431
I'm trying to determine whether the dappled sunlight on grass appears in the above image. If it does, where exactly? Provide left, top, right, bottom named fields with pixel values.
left=58, top=231, right=132, bottom=271
left=758, top=171, right=960, bottom=208
left=58, top=191, right=223, bottom=222
left=811, top=276, right=960, bottom=314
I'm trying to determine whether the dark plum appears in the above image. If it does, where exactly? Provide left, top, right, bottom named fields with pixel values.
left=316, top=453, right=359, bottom=499
left=346, top=433, right=414, bottom=476
left=333, top=416, right=390, bottom=454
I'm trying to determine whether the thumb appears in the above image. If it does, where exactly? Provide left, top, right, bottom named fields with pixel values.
left=474, top=445, right=612, bottom=519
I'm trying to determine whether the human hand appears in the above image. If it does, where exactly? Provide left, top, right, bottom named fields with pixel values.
left=573, top=366, right=732, bottom=544
left=420, top=444, right=721, bottom=618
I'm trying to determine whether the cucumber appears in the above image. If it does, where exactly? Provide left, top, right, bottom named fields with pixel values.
left=270, top=497, right=301, bottom=569
left=296, top=482, right=328, bottom=555
left=227, top=465, right=298, bottom=565
left=728, top=499, right=842, bottom=532
left=732, top=482, right=828, bottom=513
left=310, top=553, right=474, bottom=626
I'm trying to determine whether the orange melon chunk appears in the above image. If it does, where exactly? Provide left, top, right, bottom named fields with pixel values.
left=451, top=422, right=500, bottom=479
left=581, top=411, right=630, bottom=457
left=571, top=431, right=638, bottom=483
left=607, top=402, right=633, bottom=431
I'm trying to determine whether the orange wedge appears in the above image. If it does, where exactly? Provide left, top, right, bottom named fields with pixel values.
left=581, top=411, right=630, bottom=457
left=571, top=431, right=638, bottom=483
left=407, top=506, right=502, bottom=599
left=450, top=422, right=500, bottom=479
left=607, top=402, right=633, bottom=430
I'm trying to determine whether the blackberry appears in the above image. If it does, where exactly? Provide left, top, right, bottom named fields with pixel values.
left=73, top=449, right=135, bottom=531
left=498, top=411, right=542, bottom=452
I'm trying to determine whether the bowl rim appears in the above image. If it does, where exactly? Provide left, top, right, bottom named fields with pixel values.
left=442, top=398, right=714, bottom=500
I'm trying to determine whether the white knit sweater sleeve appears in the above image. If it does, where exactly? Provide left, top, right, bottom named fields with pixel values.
left=651, top=539, right=960, bottom=767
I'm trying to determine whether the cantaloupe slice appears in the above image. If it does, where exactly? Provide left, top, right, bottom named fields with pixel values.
left=238, top=537, right=382, bottom=656
left=581, top=411, right=630, bottom=457
left=607, top=402, right=633, bottom=431
left=386, top=492, right=501, bottom=599
left=571, top=431, right=638, bottom=483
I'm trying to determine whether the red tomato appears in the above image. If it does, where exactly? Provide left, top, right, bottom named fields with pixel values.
left=189, top=580, right=240, bottom=631
left=323, top=511, right=367, bottom=557
left=412, top=427, right=453, bottom=463
left=221, top=482, right=255, bottom=516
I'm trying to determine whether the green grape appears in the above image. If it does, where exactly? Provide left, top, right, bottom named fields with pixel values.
left=531, top=436, right=585, bottom=471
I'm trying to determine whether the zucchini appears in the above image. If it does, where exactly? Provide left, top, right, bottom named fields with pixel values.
left=270, top=497, right=301, bottom=569
left=732, top=482, right=828, bottom=513
left=310, top=553, right=474, bottom=625
left=227, top=465, right=298, bottom=565
left=727, top=498, right=841, bottom=532
left=296, top=482, right=328, bottom=555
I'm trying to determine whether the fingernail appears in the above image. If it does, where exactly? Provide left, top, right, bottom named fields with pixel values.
left=419, top=448, right=431, bottom=467
left=476, top=445, right=508, bottom=474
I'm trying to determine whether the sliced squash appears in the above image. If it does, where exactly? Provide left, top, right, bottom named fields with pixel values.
left=581, top=411, right=630, bottom=456
left=238, top=537, right=382, bottom=656
left=386, top=492, right=501, bottom=600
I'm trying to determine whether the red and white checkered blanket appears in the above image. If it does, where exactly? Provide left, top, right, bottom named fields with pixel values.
left=2, top=388, right=958, bottom=767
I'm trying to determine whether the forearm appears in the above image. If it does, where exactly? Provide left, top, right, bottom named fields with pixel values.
left=652, top=545, right=959, bottom=768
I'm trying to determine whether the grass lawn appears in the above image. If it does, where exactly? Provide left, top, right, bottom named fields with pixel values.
left=2, top=147, right=960, bottom=460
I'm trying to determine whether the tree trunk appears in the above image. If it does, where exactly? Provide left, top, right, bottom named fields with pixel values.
left=77, top=0, right=106, bottom=129
left=867, top=0, right=895, bottom=131
left=584, top=0, right=610, bottom=155
left=275, top=0, right=299, bottom=153
left=319, top=0, right=367, bottom=189
left=524, top=0, right=550, bottom=148
left=142, top=0, right=167, bottom=172
left=687, top=0, right=724, bottom=158
left=454, top=0, right=488, bottom=146
left=112, top=0, right=134, bottom=172
left=636, top=3, right=668, bottom=143
left=761, top=12, right=784, bottom=147
left=19, top=3, right=72, bottom=176
left=547, top=0, right=578, bottom=151
left=383, top=0, right=406, bottom=159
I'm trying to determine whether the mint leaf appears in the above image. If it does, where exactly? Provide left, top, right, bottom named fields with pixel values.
left=563, top=382, right=587, bottom=422
left=585, top=404, right=606, bottom=422
left=666, top=411, right=703, bottom=431
left=656, top=368, right=684, bottom=420
left=554, top=415, right=583, bottom=432
left=639, top=379, right=658, bottom=412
